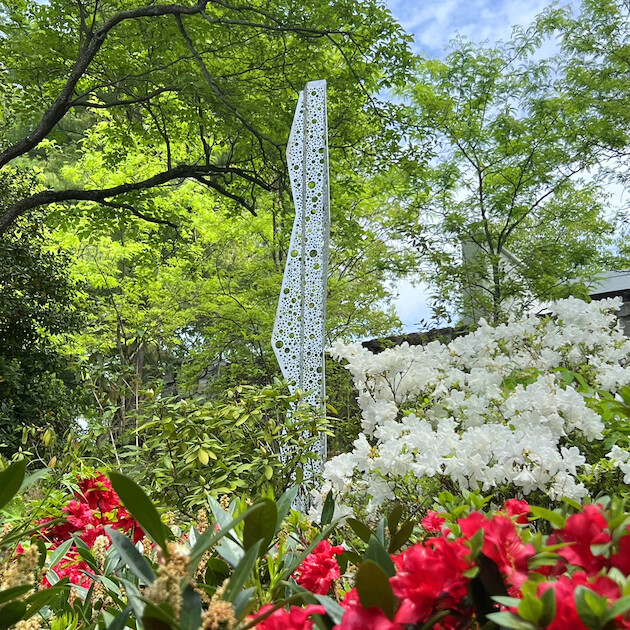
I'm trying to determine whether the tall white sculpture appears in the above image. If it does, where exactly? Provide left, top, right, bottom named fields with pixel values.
left=272, top=79, right=330, bottom=474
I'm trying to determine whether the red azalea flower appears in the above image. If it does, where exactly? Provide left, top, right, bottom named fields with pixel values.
left=249, top=604, right=325, bottom=630
left=555, top=504, right=610, bottom=574
left=77, top=474, right=119, bottom=514
left=390, top=537, right=471, bottom=625
left=79, top=525, right=107, bottom=548
left=422, top=511, right=446, bottom=533
left=44, top=550, right=94, bottom=589
left=459, top=512, right=534, bottom=590
left=538, top=572, right=622, bottom=630
left=611, top=528, right=630, bottom=576
left=114, top=506, right=145, bottom=543
left=337, top=588, right=403, bottom=630
left=504, top=499, right=530, bottom=524
left=63, top=500, right=98, bottom=530
left=335, top=606, right=403, bottom=630
left=294, top=540, right=344, bottom=595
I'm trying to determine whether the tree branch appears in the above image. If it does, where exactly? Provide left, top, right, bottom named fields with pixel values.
left=0, top=0, right=208, bottom=169
left=0, top=163, right=264, bottom=234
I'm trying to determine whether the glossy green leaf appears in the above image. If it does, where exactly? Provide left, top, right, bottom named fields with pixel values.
left=189, top=502, right=265, bottom=570
left=365, top=535, right=395, bottom=577
left=243, top=499, right=276, bottom=555
left=0, top=584, right=33, bottom=605
left=107, top=606, right=132, bottom=630
left=224, top=540, right=262, bottom=603
left=387, top=503, right=403, bottom=534
left=575, top=585, right=606, bottom=630
left=46, top=538, right=74, bottom=571
left=388, top=520, right=414, bottom=554
left=109, top=472, right=169, bottom=554
left=180, top=584, right=202, bottom=630
left=320, top=491, right=335, bottom=527
left=346, top=518, right=373, bottom=544
left=108, top=527, right=156, bottom=585
left=0, top=460, right=26, bottom=511
left=486, top=611, right=537, bottom=630
left=275, top=487, right=299, bottom=531
left=0, top=601, right=27, bottom=629
left=355, top=559, right=396, bottom=620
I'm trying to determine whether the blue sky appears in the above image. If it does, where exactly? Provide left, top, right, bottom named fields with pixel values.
left=384, top=0, right=578, bottom=331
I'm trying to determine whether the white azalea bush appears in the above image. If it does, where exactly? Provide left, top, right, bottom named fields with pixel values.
left=320, top=297, right=630, bottom=514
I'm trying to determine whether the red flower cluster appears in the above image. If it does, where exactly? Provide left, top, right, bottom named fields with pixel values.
left=249, top=604, right=326, bottom=630
left=38, top=473, right=144, bottom=587
left=294, top=540, right=344, bottom=595
left=421, top=510, right=446, bottom=532
left=459, top=511, right=534, bottom=589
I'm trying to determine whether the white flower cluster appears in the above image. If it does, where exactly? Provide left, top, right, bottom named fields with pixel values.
left=321, top=297, right=630, bottom=511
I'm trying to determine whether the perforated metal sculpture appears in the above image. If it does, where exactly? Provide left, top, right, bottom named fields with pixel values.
left=272, top=79, right=330, bottom=473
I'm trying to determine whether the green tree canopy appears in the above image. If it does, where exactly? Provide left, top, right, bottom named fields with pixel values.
left=0, top=0, right=412, bottom=233
left=394, top=22, right=619, bottom=323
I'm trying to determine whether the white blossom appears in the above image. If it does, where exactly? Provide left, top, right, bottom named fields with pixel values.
left=322, top=298, right=630, bottom=509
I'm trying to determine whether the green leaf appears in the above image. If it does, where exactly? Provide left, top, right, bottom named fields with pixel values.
left=233, top=586, right=256, bottom=620
left=518, top=593, right=543, bottom=623
left=142, top=600, right=178, bottom=630
left=109, top=472, right=169, bottom=554
left=486, top=611, right=537, bottom=630
left=46, top=538, right=74, bottom=571
left=180, top=584, right=202, bottom=630
left=539, top=586, right=557, bottom=626
left=189, top=502, right=265, bottom=570
left=603, top=595, right=630, bottom=625
left=0, top=459, right=26, bottom=511
left=492, top=596, right=524, bottom=608
left=387, top=503, right=403, bottom=534
left=467, top=528, right=485, bottom=559
left=365, top=535, right=396, bottom=577
left=575, top=585, right=606, bottom=630
left=0, top=600, right=27, bottom=630
left=529, top=506, right=566, bottom=529
left=224, top=540, right=262, bottom=603
left=243, top=499, right=276, bottom=555
left=355, top=559, right=396, bottom=620
left=0, top=585, right=33, bottom=606
left=320, top=491, right=335, bottom=527
left=388, top=520, right=414, bottom=554
left=346, top=518, right=373, bottom=544
left=19, top=467, right=49, bottom=494
left=108, top=527, right=156, bottom=585
left=107, top=606, right=132, bottom=630
left=23, top=584, right=69, bottom=618
left=276, top=487, right=299, bottom=531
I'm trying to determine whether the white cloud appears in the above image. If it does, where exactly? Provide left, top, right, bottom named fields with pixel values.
left=386, top=0, right=579, bottom=56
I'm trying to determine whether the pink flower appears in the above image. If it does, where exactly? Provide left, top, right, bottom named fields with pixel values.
left=422, top=511, right=446, bottom=533
left=504, top=499, right=530, bottom=524
left=294, top=540, right=344, bottom=595
left=249, top=604, right=325, bottom=630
